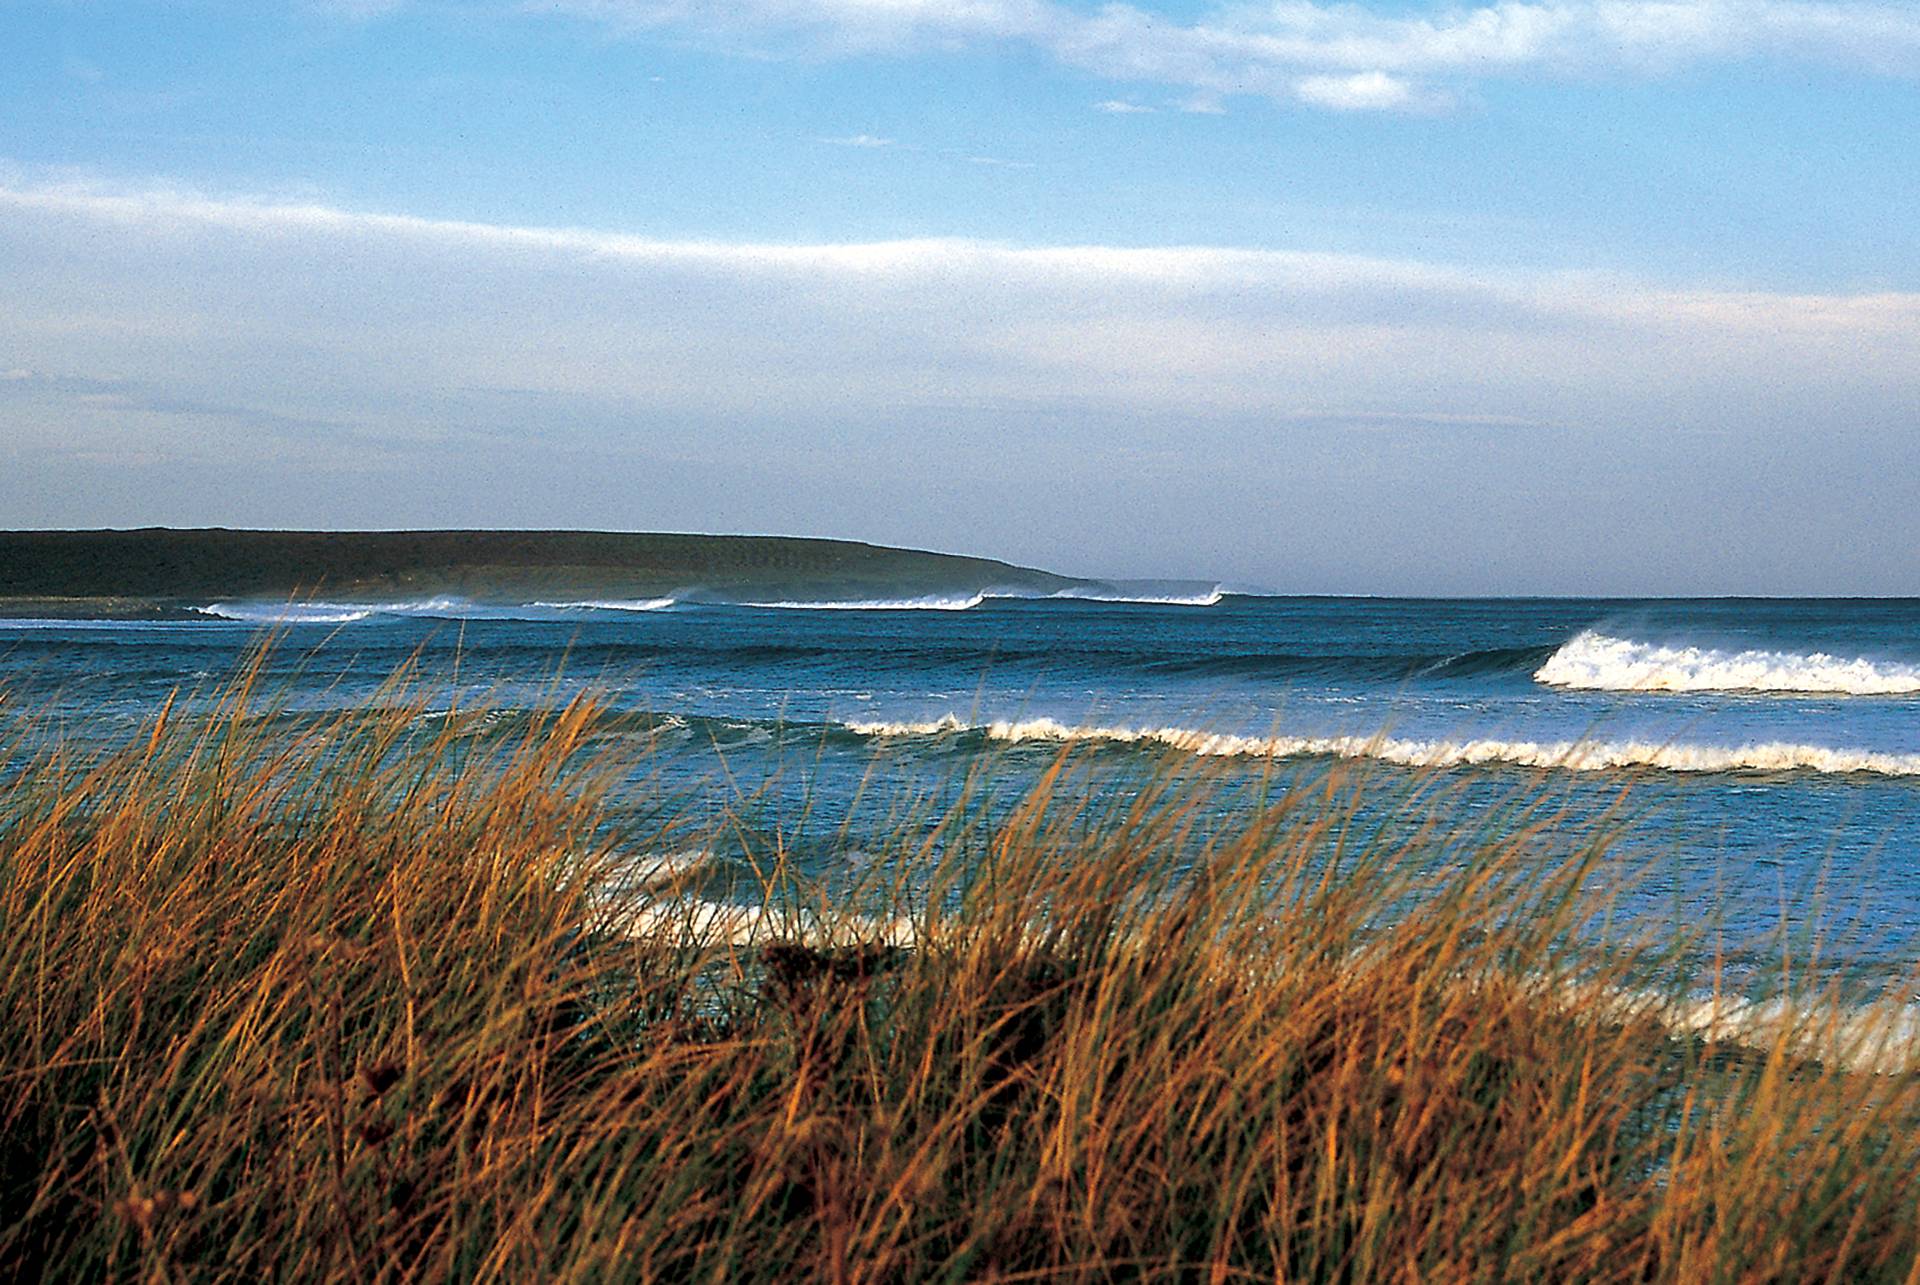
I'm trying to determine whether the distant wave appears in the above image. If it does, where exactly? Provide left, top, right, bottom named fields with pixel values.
left=194, top=597, right=583, bottom=623
left=195, top=597, right=683, bottom=622
left=151, top=698, right=1920, bottom=781
left=842, top=716, right=1920, bottom=779
left=1034, top=585, right=1226, bottom=607
left=193, top=600, right=443, bottom=624
left=1536, top=631, right=1920, bottom=696
left=739, top=586, right=1225, bottom=610
left=532, top=597, right=677, bottom=613
left=185, top=588, right=1237, bottom=620
left=739, top=593, right=987, bottom=611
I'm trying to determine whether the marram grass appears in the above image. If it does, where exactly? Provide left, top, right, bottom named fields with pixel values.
left=2, top=667, right=1919, bottom=1282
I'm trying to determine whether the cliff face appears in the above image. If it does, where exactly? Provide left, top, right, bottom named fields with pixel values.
left=0, top=529, right=1083, bottom=607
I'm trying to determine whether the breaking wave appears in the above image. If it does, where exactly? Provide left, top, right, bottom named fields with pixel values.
left=195, top=597, right=684, bottom=622
left=533, top=597, right=678, bottom=613
left=1536, top=631, right=1920, bottom=696
left=735, top=587, right=1224, bottom=610
left=193, top=597, right=567, bottom=623
left=1036, top=585, right=1226, bottom=607
left=178, top=588, right=1238, bottom=621
left=841, top=716, right=1920, bottom=779
left=739, top=593, right=987, bottom=611
left=193, top=599, right=460, bottom=624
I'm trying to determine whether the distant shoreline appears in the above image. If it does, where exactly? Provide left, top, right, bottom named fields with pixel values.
left=0, top=597, right=211, bottom=622
left=0, top=529, right=1084, bottom=616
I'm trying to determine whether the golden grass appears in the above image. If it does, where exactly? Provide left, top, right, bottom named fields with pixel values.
left=2, top=663, right=1918, bottom=1282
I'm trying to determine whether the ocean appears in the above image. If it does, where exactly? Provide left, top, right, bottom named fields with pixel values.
left=5, top=592, right=1917, bottom=981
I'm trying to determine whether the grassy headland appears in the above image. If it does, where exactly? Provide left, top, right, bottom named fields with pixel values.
left=0, top=529, right=1083, bottom=617
left=1, top=669, right=1917, bottom=1280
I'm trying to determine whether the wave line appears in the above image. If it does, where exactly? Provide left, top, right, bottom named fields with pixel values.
left=738, top=593, right=986, bottom=611
left=532, top=597, right=678, bottom=612
left=841, top=716, right=1920, bottom=778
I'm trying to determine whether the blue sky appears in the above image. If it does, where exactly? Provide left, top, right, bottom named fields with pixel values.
left=2, top=0, right=1917, bottom=592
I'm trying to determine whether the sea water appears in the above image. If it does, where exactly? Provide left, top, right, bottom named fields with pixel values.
left=4, top=594, right=1917, bottom=977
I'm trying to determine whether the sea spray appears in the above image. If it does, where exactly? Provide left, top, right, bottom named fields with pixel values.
left=1536, top=630, right=1920, bottom=696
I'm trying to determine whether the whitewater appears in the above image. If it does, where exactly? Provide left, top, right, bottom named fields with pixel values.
left=1536, top=630, right=1920, bottom=696
left=741, top=593, right=989, bottom=611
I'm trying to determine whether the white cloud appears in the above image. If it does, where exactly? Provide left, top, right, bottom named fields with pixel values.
left=528, top=0, right=1054, bottom=53
left=3, top=172, right=1914, bottom=453
left=819, top=133, right=896, bottom=147
left=530, top=0, right=1920, bottom=112
left=3, top=174, right=1918, bottom=589
left=1174, top=93, right=1228, bottom=114
left=1293, top=71, right=1438, bottom=111
left=1094, top=98, right=1155, bottom=113
left=2, top=174, right=1911, bottom=352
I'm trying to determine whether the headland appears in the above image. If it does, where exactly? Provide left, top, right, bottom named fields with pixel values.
left=0, top=528, right=1084, bottom=618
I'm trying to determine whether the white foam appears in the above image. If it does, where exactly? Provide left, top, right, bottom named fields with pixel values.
left=983, top=585, right=1227, bottom=606
left=193, top=597, right=681, bottom=623
left=195, top=600, right=396, bottom=623
left=1047, top=586, right=1226, bottom=606
left=842, top=715, right=1920, bottom=779
left=1536, top=631, right=1920, bottom=696
left=740, top=593, right=986, bottom=611
left=608, top=894, right=917, bottom=950
left=848, top=713, right=971, bottom=736
left=533, top=597, right=677, bottom=613
left=1558, top=979, right=1920, bottom=1075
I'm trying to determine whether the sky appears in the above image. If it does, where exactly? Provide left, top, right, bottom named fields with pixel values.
left=1, top=0, right=1917, bottom=594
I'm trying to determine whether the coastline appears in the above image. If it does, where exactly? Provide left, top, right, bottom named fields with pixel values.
left=0, top=597, right=211, bottom=622
left=0, top=528, right=1086, bottom=606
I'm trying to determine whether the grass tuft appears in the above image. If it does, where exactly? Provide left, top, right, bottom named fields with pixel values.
left=1, top=664, right=1917, bottom=1281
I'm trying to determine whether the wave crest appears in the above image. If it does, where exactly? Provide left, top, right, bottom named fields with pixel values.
left=842, top=716, right=1920, bottom=778
left=1536, top=631, right=1920, bottom=696
left=196, top=597, right=684, bottom=622
left=194, top=599, right=454, bottom=624
left=740, top=594, right=986, bottom=611
left=533, top=597, right=677, bottom=613
left=1042, top=586, right=1226, bottom=606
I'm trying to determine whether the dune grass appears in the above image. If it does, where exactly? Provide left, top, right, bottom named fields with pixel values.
left=2, top=665, right=1919, bottom=1281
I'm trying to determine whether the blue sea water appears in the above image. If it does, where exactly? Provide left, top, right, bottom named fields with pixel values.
left=4, top=593, right=1918, bottom=973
